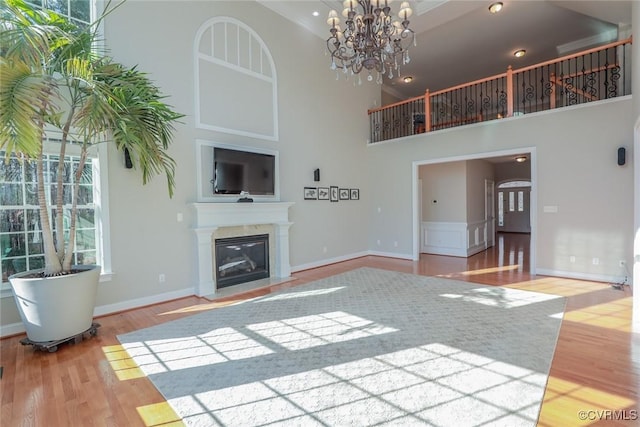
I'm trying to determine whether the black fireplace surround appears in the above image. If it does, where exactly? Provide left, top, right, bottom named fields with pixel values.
left=215, top=234, right=269, bottom=288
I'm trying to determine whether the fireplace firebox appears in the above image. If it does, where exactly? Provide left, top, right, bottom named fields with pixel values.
left=215, top=234, right=269, bottom=288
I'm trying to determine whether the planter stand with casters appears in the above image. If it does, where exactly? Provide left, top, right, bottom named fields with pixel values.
left=20, top=322, right=101, bottom=353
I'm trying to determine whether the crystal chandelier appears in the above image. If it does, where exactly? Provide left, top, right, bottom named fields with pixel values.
left=326, top=0, right=415, bottom=83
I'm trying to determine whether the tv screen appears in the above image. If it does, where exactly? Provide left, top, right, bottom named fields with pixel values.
left=213, top=147, right=275, bottom=195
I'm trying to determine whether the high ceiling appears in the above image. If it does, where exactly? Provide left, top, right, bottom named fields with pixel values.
left=259, top=0, right=632, bottom=99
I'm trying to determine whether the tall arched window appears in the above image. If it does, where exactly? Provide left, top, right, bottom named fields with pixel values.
left=194, top=17, right=278, bottom=141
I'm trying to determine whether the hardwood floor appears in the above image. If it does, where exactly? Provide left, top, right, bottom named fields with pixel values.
left=1, top=233, right=638, bottom=426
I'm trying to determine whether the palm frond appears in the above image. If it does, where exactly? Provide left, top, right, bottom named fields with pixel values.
left=0, top=58, right=54, bottom=157
left=94, top=62, right=183, bottom=197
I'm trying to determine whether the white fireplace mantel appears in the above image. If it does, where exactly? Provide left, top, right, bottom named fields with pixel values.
left=192, top=202, right=294, bottom=296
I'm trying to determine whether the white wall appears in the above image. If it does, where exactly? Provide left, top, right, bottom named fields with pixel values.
left=420, top=162, right=466, bottom=222
left=367, top=98, right=634, bottom=281
left=494, top=161, right=531, bottom=184
left=466, top=160, right=495, bottom=223
left=419, top=160, right=495, bottom=224
left=103, top=0, right=378, bottom=284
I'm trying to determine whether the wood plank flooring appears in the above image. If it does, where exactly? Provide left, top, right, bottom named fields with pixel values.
left=1, top=233, right=638, bottom=426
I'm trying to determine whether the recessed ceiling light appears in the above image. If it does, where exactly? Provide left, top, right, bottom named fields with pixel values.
left=488, top=2, right=503, bottom=14
left=515, top=156, right=527, bottom=163
left=514, top=49, right=526, bottom=58
left=403, top=76, right=413, bottom=83
left=312, top=11, right=319, bottom=17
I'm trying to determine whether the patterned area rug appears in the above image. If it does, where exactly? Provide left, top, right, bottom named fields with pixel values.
left=118, top=267, right=565, bottom=426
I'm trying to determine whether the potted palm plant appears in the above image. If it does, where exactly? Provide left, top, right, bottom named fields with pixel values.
left=0, top=0, right=182, bottom=347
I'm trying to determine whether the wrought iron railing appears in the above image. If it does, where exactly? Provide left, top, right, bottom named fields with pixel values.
left=368, top=38, right=632, bottom=143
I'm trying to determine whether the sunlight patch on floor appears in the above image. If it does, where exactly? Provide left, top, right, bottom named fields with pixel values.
left=457, top=264, right=521, bottom=276
left=159, top=300, right=242, bottom=316
left=562, top=297, right=633, bottom=332
left=504, top=277, right=607, bottom=297
left=121, top=329, right=275, bottom=375
left=102, top=345, right=146, bottom=380
left=137, top=402, right=185, bottom=427
left=538, top=376, right=636, bottom=426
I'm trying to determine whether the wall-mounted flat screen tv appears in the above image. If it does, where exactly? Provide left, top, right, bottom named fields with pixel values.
left=213, top=147, right=275, bottom=195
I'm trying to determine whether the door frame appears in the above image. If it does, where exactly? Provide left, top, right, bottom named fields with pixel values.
left=485, top=179, right=495, bottom=248
left=412, top=147, right=537, bottom=274
left=496, top=180, right=532, bottom=233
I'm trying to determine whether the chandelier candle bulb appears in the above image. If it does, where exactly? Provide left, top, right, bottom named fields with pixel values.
left=400, top=2, right=413, bottom=19
left=327, top=10, right=340, bottom=27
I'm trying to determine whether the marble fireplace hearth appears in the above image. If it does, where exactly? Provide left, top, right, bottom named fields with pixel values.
left=192, top=202, right=294, bottom=297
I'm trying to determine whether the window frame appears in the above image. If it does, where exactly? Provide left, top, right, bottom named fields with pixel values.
left=25, top=0, right=95, bottom=26
left=0, top=138, right=112, bottom=299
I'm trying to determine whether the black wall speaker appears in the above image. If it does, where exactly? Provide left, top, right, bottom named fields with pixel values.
left=313, top=168, right=320, bottom=182
left=617, top=147, right=626, bottom=166
left=124, top=148, right=133, bottom=169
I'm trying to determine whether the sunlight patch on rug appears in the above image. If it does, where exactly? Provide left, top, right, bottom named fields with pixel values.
left=439, top=286, right=562, bottom=308
left=167, top=343, right=545, bottom=426
left=246, top=311, right=398, bottom=351
left=118, top=267, right=565, bottom=426
left=121, top=328, right=275, bottom=375
left=256, top=286, right=346, bottom=302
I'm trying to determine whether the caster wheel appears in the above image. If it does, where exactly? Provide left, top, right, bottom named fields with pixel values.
left=48, top=346, right=58, bottom=353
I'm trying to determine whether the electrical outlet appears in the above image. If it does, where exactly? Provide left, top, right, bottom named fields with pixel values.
left=569, top=256, right=575, bottom=263
left=592, top=258, right=599, bottom=266
left=159, top=273, right=166, bottom=283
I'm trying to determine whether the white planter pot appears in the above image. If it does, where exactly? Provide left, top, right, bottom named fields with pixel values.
left=9, top=265, right=100, bottom=343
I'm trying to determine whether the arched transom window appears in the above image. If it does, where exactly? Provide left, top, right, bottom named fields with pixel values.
left=194, top=17, right=278, bottom=141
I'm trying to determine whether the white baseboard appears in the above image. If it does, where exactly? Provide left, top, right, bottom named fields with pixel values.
left=367, top=250, right=413, bottom=260
left=291, top=251, right=415, bottom=274
left=421, top=247, right=467, bottom=257
left=467, top=244, right=488, bottom=257
left=1, top=287, right=195, bottom=339
left=0, top=322, right=26, bottom=338
left=536, top=268, right=630, bottom=285
left=93, top=287, right=195, bottom=317
left=291, top=251, right=369, bottom=273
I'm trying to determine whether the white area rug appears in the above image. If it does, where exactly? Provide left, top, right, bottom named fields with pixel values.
left=117, top=267, right=565, bottom=426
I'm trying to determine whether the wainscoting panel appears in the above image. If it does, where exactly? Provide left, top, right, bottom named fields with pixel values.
left=421, top=220, right=492, bottom=257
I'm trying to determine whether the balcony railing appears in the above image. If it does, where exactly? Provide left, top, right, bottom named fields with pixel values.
left=368, top=38, right=632, bottom=144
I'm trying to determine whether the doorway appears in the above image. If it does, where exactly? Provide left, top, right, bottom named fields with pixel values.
left=412, top=148, right=536, bottom=274
left=497, top=180, right=532, bottom=233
